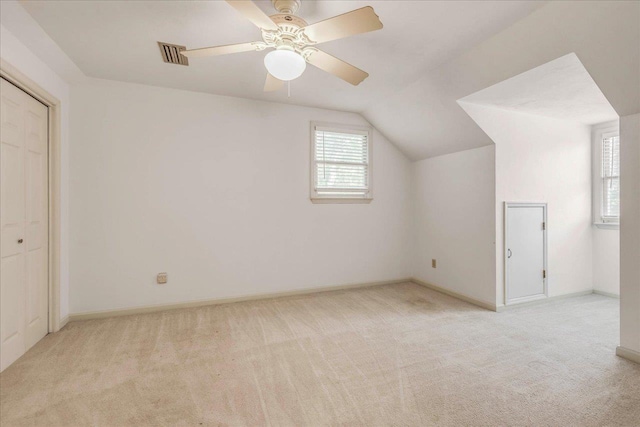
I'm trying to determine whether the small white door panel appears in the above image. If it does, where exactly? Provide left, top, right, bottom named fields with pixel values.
left=1, top=142, right=24, bottom=224
left=1, top=252, right=25, bottom=366
left=505, top=203, right=547, bottom=305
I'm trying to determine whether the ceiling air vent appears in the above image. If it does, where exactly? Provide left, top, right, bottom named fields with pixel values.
left=158, top=42, right=189, bottom=66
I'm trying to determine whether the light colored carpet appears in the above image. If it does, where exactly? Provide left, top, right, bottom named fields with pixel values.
left=1, top=282, right=639, bottom=426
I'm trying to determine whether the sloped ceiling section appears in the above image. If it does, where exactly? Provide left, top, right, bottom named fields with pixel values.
left=0, top=0, right=84, bottom=83
left=10, top=0, right=640, bottom=160
left=458, top=53, right=618, bottom=125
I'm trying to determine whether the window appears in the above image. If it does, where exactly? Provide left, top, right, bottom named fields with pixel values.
left=601, top=132, right=620, bottom=223
left=310, top=122, right=372, bottom=202
left=592, top=122, right=620, bottom=228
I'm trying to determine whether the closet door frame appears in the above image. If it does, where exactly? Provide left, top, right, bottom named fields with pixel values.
left=1, top=59, right=63, bottom=333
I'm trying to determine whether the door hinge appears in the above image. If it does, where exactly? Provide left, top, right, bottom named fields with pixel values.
left=543, top=269, right=546, bottom=279
left=542, top=222, right=546, bottom=230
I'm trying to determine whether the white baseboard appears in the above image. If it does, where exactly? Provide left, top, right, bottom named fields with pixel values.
left=59, top=315, right=69, bottom=330
left=616, top=346, right=640, bottom=364
left=410, top=278, right=497, bottom=311
left=593, top=289, right=620, bottom=298
left=496, top=290, right=594, bottom=311
left=66, top=279, right=618, bottom=323
left=69, top=278, right=412, bottom=322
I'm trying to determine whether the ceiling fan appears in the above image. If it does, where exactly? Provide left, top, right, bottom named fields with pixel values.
left=180, top=0, right=383, bottom=91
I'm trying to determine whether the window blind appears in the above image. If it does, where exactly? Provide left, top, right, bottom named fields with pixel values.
left=314, top=127, right=370, bottom=198
left=602, top=134, right=620, bottom=221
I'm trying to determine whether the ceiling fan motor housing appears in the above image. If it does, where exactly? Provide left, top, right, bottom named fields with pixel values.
left=262, top=13, right=312, bottom=55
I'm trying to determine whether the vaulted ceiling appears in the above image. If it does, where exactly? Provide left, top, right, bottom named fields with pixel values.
left=5, top=1, right=640, bottom=160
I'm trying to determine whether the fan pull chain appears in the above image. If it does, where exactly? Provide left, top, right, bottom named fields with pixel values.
left=287, top=81, right=291, bottom=98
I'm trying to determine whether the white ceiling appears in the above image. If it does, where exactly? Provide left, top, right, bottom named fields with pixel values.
left=12, top=1, right=638, bottom=161
left=16, top=0, right=544, bottom=156
left=19, top=0, right=543, bottom=113
left=459, top=53, right=618, bottom=125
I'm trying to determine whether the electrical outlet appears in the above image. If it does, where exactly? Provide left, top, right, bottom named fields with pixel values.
left=157, top=272, right=167, bottom=284
left=432, top=259, right=437, bottom=268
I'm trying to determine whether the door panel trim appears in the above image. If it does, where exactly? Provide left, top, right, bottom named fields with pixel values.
left=504, top=202, right=548, bottom=306
left=1, top=59, right=62, bottom=335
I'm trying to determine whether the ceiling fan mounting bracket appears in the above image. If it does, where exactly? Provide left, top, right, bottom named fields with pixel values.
left=268, top=14, right=308, bottom=29
left=271, top=0, right=300, bottom=15
left=300, top=47, right=318, bottom=62
left=252, top=42, right=269, bottom=51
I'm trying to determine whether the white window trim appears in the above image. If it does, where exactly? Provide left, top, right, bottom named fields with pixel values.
left=310, top=121, right=373, bottom=204
left=592, top=121, right=619, bottom=229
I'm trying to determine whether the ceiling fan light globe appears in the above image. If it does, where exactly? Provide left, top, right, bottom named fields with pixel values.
left=264, top=49, right=306, bottom=81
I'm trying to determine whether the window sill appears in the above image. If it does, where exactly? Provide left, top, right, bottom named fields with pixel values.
left=594, top=222, right=619, bottom=230
left=310, top=198, right=373, bottom=204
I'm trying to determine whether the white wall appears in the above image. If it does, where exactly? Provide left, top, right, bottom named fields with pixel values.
left=0, top=25, right=71, bottom=320
left=460, top=103, right=593, bottom=307
left=411, top=146, right=496, bottom=306
left=70, top=78, right=412, bottom=314
left=593, top=229, right=620, bottom=296
left=619, top=113, right=640, bottom=356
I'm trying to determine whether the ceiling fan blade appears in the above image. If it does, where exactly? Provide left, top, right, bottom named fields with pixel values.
left=181, top=42, right=263, bottom=58
left=264, top=73, right=284, bottom=92
left=305, top=49, right=369, bottom=86
left=225, top=1, right=279, bottom=31
left=303, top=6, right=383, bottom=44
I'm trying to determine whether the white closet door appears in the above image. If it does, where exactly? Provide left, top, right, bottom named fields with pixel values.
left=505, top=203, right=547, bottom=305
left=1, top=78, right=48, bottom=372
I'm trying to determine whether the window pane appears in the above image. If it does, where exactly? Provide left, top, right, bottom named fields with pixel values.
left=603, top=177, right=620, bottom=218
left=602, top=136, right=620, bottom=177
left=315, top=131, right=368, bottom=164
left=601, top=135, right=620, bottom=220
left=316, top=163, right=367, bottom=190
